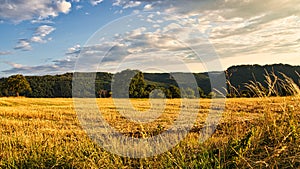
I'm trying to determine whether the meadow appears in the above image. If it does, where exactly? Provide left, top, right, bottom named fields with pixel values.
left=0, top=96, right=299, bottom=168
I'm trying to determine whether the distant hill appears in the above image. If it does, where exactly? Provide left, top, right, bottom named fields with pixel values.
left=227, top=64, right=300, bottom=91
left=0, top=64, right=299, bottom=98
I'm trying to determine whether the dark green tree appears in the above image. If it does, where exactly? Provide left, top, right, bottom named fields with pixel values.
left=198, top=87, right=206, bottom=98
left=0, top=80, right=7, bottom=96
left=162, top=88, right=172, bottom=98
left=6, top=74, right=32, bottom=97
left=184, top=87, right=196, bottom=98
left=144, top=84, right=157, bottom=98
left=129, top=71, right=146, bottom=98
left=208, top=91, right=217, bottom=98
left=112, top=69, right=146, bottom=98
left=169, top=85, right=181, bottom=98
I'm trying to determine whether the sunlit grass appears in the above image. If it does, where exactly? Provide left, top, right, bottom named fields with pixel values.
left=0, top=97, right=299, bottom=168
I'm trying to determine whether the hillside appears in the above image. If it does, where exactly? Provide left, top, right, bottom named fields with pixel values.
left=227, top=64, right=300, bottom=91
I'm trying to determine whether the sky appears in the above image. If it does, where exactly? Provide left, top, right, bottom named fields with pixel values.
left=0, top=0, right=299, bottom=77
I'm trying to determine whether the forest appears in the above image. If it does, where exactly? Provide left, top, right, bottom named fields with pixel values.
left=1, top=64, right=300, bottom=98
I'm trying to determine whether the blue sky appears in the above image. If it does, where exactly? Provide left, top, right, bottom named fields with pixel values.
left=0, top=0, right=299, bottom=77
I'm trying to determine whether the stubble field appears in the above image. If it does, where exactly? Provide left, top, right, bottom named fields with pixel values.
left=0, top=97, right=299, bottom=168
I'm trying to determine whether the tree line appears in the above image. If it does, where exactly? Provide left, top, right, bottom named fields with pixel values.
left=0, top=70, right=213, bottom=98
left=0, top=64, right=300, bottom=98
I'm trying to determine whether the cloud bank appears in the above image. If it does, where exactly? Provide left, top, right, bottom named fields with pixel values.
left=14, top=25, right=55, bottom=51
left=2, top=0, right=300, bottom=75
left=0, top=0, right=72, bottom=23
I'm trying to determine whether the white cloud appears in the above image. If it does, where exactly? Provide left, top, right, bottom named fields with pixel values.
left=127, top=27, right=147, bottom=37
left=125, top=0, right=300, bottom=65
left=66, top=44, right=81, bottom=55
left=162, top=23, right=182, bottom=33
left=90, top=0, right=104, bottom=6
left=14, top=39, right=32, bottom=51
left=30, top=19, right=54, bottom=24
left=10, top=43, right=83, bottom=75
left=30, top=36, right=44, bottom=43
left=0, top=0, right=72, bottom=22
left=30, top=25, right=55, bottom=43
left=144, top=4, right=152, bottom=11
left=124, top=1, right=141, bottom=9
left=76, top=5, right=83, bottom=10
left=35, top=25, right=56, bottom=38
left=15, top=25, right=55, bottom=50
left=153, top=24, right=160, bottom=28
left=4, top=61, right=23, bottom=69
left=2, top=62, right=71, bottom=75
left=0, top=51, right=12, bottom=55
left=113, top=0, right=142, bottom=9
left=205, top=14, right=300, bottom=59
left=112, top=0, right=123, bottom=6
left=57, top=0, right=72, bottom=14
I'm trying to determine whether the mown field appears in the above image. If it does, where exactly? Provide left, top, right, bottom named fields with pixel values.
left=0, top=97, right=299, bottom=168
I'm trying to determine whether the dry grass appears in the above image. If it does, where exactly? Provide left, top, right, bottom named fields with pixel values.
left=0, top=96, right=299, bottom=168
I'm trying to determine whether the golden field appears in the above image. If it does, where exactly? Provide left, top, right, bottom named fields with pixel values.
left=0, top=97, right=299, bottom=168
